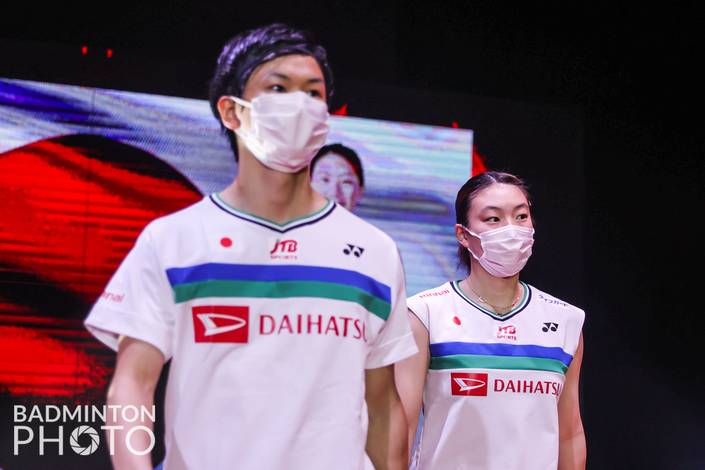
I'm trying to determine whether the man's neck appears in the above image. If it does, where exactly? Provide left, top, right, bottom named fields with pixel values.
left=219, top=153, right=327, bottom=225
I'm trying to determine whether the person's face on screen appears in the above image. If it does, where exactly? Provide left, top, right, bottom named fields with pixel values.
left=463, top=183, right=533, bottom=255
left=235, top=54, right=326, bottom=132
left=311, top=153, right=363, bottom=210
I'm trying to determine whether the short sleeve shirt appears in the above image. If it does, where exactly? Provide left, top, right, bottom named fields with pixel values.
left=85, top=195, right=417, bottom=470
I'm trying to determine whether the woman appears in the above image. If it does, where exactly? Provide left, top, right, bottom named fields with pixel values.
left=395, top=171, right=586, bottom=470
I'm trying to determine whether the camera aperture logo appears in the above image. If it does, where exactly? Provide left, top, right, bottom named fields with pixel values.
left=13, top=404, right=156, bottom=457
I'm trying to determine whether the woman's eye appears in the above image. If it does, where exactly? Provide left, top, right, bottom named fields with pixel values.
left=307, top=90, right=322, bottom=98
left=270, top=85, right=286, bottom=92
left=484, top=216, right=500, bottom=223
left=516, top=213, right=529, bottom=221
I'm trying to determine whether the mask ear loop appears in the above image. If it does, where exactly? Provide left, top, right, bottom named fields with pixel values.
left=225, top=96, right=253, bottom=134
left=462, top=225, right=481, bottom=240
left=458, top=225, right=483, bottom=261
left=228, top=96, right=252, bottom=108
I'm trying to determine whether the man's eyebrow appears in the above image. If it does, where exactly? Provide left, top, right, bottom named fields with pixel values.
left=267, top=72, right=291, bottom=81
left=265, top=73, right=323, bottom=84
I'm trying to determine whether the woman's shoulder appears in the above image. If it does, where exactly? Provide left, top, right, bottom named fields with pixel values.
left=526, top=283, right=585, bottom=320
left=408, top=282, right=454, bottom=303
left=406, top=282, right=454, bottom=330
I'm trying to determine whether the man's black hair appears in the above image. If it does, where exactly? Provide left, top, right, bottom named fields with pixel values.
left=310, top=143, right=364, bottom=187
left=208, top=23, right=334, bottom=161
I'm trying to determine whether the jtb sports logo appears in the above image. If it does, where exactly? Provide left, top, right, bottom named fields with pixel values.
left=270, top=239, right=298, bottom=260
left=193, top=306, right=249, bottom=343
left=451, top=372, right=488, bottom=396
left=496, top=324, right=517, bottom=340
left=270, top=239, right=298, bottom=254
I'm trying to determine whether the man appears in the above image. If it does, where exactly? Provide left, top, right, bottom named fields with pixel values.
left=84, top=23, right=416, bottom=470
left=311, top=143, right=365, bottom=211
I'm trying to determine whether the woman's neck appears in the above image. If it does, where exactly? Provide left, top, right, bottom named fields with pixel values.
left=462, top=267, right=521, bottom=314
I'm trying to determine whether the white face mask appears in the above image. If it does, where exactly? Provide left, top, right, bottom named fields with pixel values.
left=229, top=91, right=329, bottom=173
left=463, top=224, right=535, bottom=277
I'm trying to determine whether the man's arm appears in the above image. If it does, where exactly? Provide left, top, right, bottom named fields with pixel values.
left=558, top=334, right=586, bottom=470
left=365, top=364, right=408, bottom=470
left=394, top=311, right=429, bottom=457
left=106, top=336, right=164, bottom=470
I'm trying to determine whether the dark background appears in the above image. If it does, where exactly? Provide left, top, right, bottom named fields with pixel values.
left=1, top=1, right=703, bottom=469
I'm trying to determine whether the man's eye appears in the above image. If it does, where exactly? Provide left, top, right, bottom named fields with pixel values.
left=485, top=217, right=500, bottom=223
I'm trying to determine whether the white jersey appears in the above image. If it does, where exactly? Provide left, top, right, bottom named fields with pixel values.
left=85, top=194, right=417, bottom=470
left=408, top=280, right=584, bottom=470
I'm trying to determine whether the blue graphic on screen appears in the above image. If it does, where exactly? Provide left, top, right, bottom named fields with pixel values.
left=0, top=78, right=473, bottom=295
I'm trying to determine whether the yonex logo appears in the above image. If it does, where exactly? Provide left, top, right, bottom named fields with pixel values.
left=542, top=322, right=559, bottom=332
left=193, top=306, right=249, bottom=343
left=451, top=372, right=488, bottom=396
left=343, top=244, right=365, bottom=257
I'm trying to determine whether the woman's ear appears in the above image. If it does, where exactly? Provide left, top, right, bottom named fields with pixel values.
left=455, top=224, right=470, bottom=248
left=216, top=96, right=241, bottom=131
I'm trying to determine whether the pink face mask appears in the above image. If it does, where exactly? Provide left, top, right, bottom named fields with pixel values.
left=229, top=91, right=329, bottom=173
left=463, top=225, right=535, bottom=277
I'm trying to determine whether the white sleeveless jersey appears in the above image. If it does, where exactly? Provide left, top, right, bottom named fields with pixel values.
left=85, top=195, right=417, bottom=470
left=408, top=280, right=584, bottom=470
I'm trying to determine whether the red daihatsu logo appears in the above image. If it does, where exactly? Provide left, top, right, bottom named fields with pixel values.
left=451, top=372, right=488, bottom=396
left=192, top=306, right=249, bottom=343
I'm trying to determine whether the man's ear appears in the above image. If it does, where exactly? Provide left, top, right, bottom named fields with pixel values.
left=216, top=96, right=241, bottom=131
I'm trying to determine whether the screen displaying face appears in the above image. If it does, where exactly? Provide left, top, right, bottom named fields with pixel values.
left=311, top=151, right=363, bottom=210
left=0, top=77, right=472, bottom=406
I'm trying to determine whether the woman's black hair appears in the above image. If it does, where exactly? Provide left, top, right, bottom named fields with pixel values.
left=310, top=143, right=364, bottom=187
left=455, top=171, right=532, bottom=272
left=208, top=23, right=334, bottom=161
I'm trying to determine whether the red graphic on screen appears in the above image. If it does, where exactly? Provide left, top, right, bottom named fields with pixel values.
left=0, top=134, right=202, bottom=401
left=471, top=145, right=488, bottom=176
